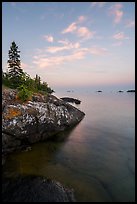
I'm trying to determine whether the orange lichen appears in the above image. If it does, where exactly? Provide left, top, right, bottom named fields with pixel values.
left=4, top=107, right=22, bottom=119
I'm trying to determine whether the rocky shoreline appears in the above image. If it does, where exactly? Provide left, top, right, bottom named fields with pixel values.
left=2, top=89, right=85, bottom=155
left=2, top=89, right=85, bottom=202
left=60, top=97, right=81, bottom=104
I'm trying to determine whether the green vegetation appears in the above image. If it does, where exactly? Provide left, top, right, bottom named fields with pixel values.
left=2, top=41, right=54, bottom=101
left=17, top=85, right=32, bottom=102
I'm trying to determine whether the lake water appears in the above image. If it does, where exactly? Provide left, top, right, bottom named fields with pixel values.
left=3, top=90, right=135, bottom=202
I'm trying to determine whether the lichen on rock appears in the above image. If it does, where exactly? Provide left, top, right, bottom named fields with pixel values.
left=2, top=89, right=85, bottom=154
left=3, top=105, right=22, bottom=120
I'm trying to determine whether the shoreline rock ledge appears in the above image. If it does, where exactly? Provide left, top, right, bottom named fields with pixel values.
left=2, top=175, right=76, bottom=202
left=60, top=97, right=81, bottom=104
left=2, top=89, right=85, bottom=154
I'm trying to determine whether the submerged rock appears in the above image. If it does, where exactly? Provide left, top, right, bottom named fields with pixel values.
left=2, top=175, right=76, bottom=202
left=2, top=90, right=85, bottom=154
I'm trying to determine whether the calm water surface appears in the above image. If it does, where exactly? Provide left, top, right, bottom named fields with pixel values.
left=3, top=91, right=135, bottom=202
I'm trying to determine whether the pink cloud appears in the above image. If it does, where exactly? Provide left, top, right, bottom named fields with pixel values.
left=76, top=27, right=95, bottom=39
left=33, top=51, right=85, bottom=69
left=115, top=10, right=123, bottom=23
left=62, top=19, right=95, bottom=40
left=77, top=15, right=87, bottom=23
left=47, top=46, right=68, bottom=53
left=62, top=22, right=77, bottom=34
left=58, top=39, right=80, bottom=48
left=113, top=32, right=129, bottom=40
left=32, top=45, right=108, bottom=69
left=112, top=41, right=123, bottom=47
left=109, top=3, right=123, bottom=24
left=47, top=42, right=80, bottom=53
left=58, top=39, right=70, bottom=45
left=89, top=47, right=108, bottom=55
left=74, top=47, right=107, bottom=56
left=62, top=17, right=87, bottom=35
left=125, top=20, right=135, bottom=28
left=43, top=35, right=54, bottom=42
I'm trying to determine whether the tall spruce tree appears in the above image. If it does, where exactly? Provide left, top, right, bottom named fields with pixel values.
left=7, top=41, right=24, bottom=88
left=35, top=74, right=41, bottom=90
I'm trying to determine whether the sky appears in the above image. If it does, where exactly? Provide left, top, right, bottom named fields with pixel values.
left=2, top=2, right=135, bottom=91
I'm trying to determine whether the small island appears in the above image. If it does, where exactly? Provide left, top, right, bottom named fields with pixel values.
left=127, top=90, right=135, bottom=92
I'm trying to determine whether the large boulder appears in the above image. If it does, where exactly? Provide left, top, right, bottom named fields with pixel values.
left=2, top=90, right=85, bottom=154
left=2, top=175, right=76, bottom=202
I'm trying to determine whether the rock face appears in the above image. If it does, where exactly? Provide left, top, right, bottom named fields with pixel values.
left=2, top=175, right=76, bottom=202
left=2, top=89, right=85, bottom=154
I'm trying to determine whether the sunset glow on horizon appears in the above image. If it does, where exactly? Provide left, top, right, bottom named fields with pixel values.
left=2, top=2, right=135, bottom=91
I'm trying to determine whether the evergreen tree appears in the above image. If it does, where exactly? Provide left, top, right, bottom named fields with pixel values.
left=7, top=41, right=24, bottom=88
left=3, top=41, right=54, bottom=93
left=35, top=74, right=41, bottom=90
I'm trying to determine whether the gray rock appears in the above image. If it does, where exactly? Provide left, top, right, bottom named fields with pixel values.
left=60, top=97, right=81, bottom=104
left=2, top=90, right=85, bottom=154
left=2, top=175, right=76, bottom=202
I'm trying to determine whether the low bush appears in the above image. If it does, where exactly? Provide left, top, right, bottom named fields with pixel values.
left=17, top=85, right=32, bottom=102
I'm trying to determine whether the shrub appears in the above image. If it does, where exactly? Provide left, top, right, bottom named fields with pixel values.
left=17, top=85, right=32, bottom=102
